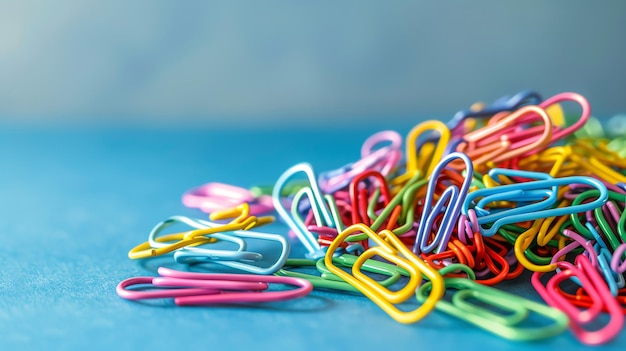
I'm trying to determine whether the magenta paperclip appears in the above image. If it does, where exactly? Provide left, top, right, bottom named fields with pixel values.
left=116, top=275, right=268, bottom=300
left=117, top=268, right=313, bottom=306
left=532, top=255, right=624, bottom=345
left=158, top=268, right=312, bottom=306
left=182, top=182, right=274, bottom=216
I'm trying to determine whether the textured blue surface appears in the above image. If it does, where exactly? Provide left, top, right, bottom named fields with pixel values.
left=0, top=127, right=623, bottom=350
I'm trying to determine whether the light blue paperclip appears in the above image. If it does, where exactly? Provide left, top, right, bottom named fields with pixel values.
left=147, top=216, right=263, bottom=262
left=273, top=162, right=334, bottom=258
left=463, top=171, right=608, bottom=236
left=473, top=169, right=557, bottom=218
left=147, top=216, right=290, bottom=274
left=414, top=152, right=473, bottom=254
left=172, top=218, right=290, bottom=275
left=585, top=221, right=625, bottom=295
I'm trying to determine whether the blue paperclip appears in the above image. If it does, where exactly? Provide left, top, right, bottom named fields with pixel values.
left=414, top=152, right=474, bottom=254
left=273, top=162, right=334, bottom=258
left=463, top=171, right=609, bottom=236
left=446, top=90, right=543, bottom=131
left=172, top=218, right=290, bottom=274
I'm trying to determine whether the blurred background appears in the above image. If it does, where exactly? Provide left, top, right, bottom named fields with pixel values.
left=0, top=0, right=625, bottom=129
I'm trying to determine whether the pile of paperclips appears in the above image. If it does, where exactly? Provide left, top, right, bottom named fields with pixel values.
left=117, top=91, right=626, bottom=345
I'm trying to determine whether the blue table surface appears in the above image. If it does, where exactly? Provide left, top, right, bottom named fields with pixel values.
left=0, top=126, right=623, bottom=350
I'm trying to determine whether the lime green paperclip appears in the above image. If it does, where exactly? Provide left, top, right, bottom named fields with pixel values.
left=275, top=259, right=356, bottom=292
left=276, top=256, right=402, bottom=292
left=315, top=254, right=407, bottom=283
left=416, top=277, right=569, bottom=341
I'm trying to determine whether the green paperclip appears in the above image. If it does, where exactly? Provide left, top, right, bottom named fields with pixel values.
left=348, top=173, right=428, bottom=241
left=315, top=254, right=407, bottom=286
left=570, top=189, right=625, bottom=245
left=498, top=224, right=564, bottom=266
left=416, top=278, right=569, bottom=341
left=275, top=259, right=358, bottom=292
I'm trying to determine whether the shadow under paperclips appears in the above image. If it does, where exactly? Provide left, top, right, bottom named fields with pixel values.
left=136, top=256, right=181, bottom=274
left=187, top=294, right=336, bottom=314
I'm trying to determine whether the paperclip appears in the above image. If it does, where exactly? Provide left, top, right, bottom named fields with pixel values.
left=325, top=223, right=444, bottom=324
left=538, top=92, right=591, bottom=145
left=349, top=170, right=392, bottom=226
left=273, top=163, right=334, bottom=258
left=414, top=152, right=473, bottom=254
left=274, top=259, right=359, bottom=292
left=455, top=105, right=553, bottom=168
left=611, top=243, right=626, bottom=274
left=463, top=170, right=608, bottom=236
left=182, top=182, right=274, bottom=215
left=315, top=254, right=406, bottom=286
left=319, top=131, right=402, bottom=194
left=416, top=277, right=569, bottom=341
left=130, top=204, right=271, bottom=260
left=404, top=120, right=451, bottom=178
left=569, top=189, right=625, bottom=244
left=173, top=225, right=290, bottom=275
left=117, top=267, right=313, bottom=306
left=117, top=275, right=268, bottom=300
left=128, top=216, right=218, bottom=260
left=532, top=255, right=624, bottom=345
left=446, top=90, right=543, bottom=132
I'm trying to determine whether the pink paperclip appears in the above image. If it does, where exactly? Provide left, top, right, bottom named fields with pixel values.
left=550, top=229, right=599, bottom=269
left=532, top=255, right=624, bottom=345
left=157, top=267, right=313, bottom=306
left=360, top=130, right=403, bottom=158
left=456, top=105, right=553, bottom=166
left=611, top=244, right=626, bottom=274
left=182, top=182, right=274, bottom=215
left=487, top=92, right=590, bottom=156
left=116, top=276, right=268, bottom=301
left=320, top=131, right=402, bottom=193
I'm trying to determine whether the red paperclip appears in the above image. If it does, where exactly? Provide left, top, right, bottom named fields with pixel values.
left=532, top=255, right=624, bottom=345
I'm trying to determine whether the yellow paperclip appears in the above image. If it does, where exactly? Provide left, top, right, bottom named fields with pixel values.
left=513, top=216, right=564, bottom=273
left=325, top=223, right=445, bottom=324
left=400, top=120, right=450, bottom=182
left=128, top=203, right=273, bottom=259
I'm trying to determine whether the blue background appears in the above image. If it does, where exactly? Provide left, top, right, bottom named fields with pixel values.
left=0, top=0, right=625, bottom=126
left=1, top=1, right=626, bottom=350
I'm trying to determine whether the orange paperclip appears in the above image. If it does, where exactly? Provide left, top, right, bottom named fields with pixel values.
left=456, top=105, right=553, bottom=170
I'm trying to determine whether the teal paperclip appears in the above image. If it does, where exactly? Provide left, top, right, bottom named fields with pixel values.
left=417, top=277, right=569, bottom=341
left=463, top=169, right=608, bottom=236
left=272, top=162, right=335, bottom=258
